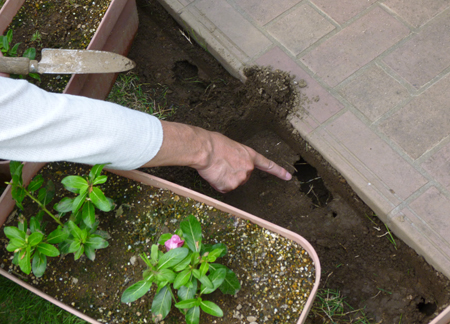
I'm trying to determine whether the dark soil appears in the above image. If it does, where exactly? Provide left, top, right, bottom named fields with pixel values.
left=5, top=0, right=112, bottom=92
left=1, top=0, right=450, bottom=323
left=126, top=1, right=450, bottom=323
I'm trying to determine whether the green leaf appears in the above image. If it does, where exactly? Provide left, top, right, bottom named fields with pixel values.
left=80, top=228, right=88, bottom=244
left=121, top=279, right=152, bottom=303
left=36, top=243, right=60, bottom=257
left=173, top=254, right=192, bottom=272
left=47, top=226, right=69, bottom=244
left=9, top=43, right=20, bottom=57
left=9, top=161, right=23, bottom=178
left=6, top=238, right=25, bottom=252
left=82, top=201, right=96, bottom=228
left=72, top=191, right=88, bottom=213
left=27, top=174, right=44, bottom=192
left=85, top=235, right=108, bottom=249
left=206, top=247, right=226, bottom=262
left=18, top=247, right=31, bottom=275
left=32, top=251, right=47, bottom=278
left=92, top=175, right=107, bottom=185
left=143, top=269, right=154, bottom=281
left=70, top=209, right=83, bottom=224
left=11, top=186, right=25, bottom=209
left=157, top=247, right=189, bottom=270
left=192, top=269, right=201, bottom=279
left=23, top=47, right=36, bottom=60
left=200, top=300, right=223, bottom=317
left=151, top=244, right=159, bottom=264
left=6, top=30, right=13, bottom=45
left=140, top=253, right=153, bottom=268
left=68, top=240, right=81, bottom=253
left=156, top=269, right=176, bottom=283
left=219, top=268, right=241, bottom=295
left=4, top=226, right=25, bottom=240
left=37, top=180, right=55, bottom=206
left=191, top=252, right=200, bottom=266
left=84, top=245, right=96, bottom=261
left=175, top=298, right=199, bottom=309
left=61, top=176, right=89, bottom=191
left=180, top=215, right=202, bottom=253
left=29, top=217, right=40, bottom=233
left=28, top=232, right=44, bottom=246
left=54, top=197, right=74, bottom=213
left=58, top=239, right=73, bottom=254
left=18, top=217, right=27, bottom=233
left=67, top=221, right=83, bottom=241
left=2, top=35, right=9, bottom=51
left=151, top=286, right=172, bottom=322
left=89, top=164, right=107, bottom=182
left=197, top=274, right=213, bottom=289
left=178, top=278, right=197, bottom=301
left=185, top=306, right=200, bottom=324
left=199, top=262, right=209, bottom=277
left=74, top=245, right=84, bottom=260
left=28, top=73, right=41, bottom=81
left=158, top=233, right=173, bottom=245
left=89, top=187, right=112, bottom=212
left=200, top=268, right=226, bottom=295
left=12, top=252, right=19, bottom=265
left=173, top=269, right=192, bottom=289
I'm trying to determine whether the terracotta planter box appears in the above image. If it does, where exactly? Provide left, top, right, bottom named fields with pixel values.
left=0, top=0, right=138, bottom=99
left=0, top=162, right=321, bottom=323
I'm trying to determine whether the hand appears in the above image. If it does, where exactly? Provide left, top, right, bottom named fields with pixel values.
left=142, top=121, right=292, bottom=193
left=195, top=131, right=292, bottom=193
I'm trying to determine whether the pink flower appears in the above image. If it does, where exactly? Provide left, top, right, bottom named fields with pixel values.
left=165, top=235, right=185, bottom=251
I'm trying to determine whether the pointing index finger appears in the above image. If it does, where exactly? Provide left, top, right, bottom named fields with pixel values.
left=253, top=152, right=292, bottom=181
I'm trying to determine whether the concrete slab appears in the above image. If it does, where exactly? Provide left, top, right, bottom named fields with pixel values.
left=156, top=0, right=450, bottom=283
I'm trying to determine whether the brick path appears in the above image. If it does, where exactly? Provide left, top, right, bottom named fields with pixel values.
left=157, top=0, right=450, bottom=279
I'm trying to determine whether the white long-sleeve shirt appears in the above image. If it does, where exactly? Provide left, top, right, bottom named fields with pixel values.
left=0, top=77, right=163, bottom=170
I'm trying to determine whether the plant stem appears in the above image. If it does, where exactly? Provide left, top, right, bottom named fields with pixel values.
left=23, top=188, right=63, bottom=226
left=169, top=287, right=186, bottom=315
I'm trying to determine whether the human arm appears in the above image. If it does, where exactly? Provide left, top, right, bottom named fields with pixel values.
left=142, top=121, right=292, bottom=193
left=0, top=77, right=291, bottom=192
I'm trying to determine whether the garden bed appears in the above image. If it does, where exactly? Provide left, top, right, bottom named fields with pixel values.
left=4, top=0, right=113, bottom=92
left=0, top=162, right=316, bottom=323
left=1, top=0, right=450, bottom=323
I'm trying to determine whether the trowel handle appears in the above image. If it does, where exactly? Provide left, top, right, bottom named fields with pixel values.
left=0, top=57, right=37, bottom=75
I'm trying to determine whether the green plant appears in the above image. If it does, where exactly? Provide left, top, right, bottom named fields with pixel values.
left=107, top=73, right=174, bottom=119
left=0, top=30, right=20, bottom=57
left=0, top=275, right=87, bottom=324
left=4, top=162, right=113, bottom=277
left=121, top=214, right=241, bottom=324
left=310, top=289, right=374, bottom=323
left=0, top=30, right=40, bottom=81
left=31, top=30, right=43, bottom=48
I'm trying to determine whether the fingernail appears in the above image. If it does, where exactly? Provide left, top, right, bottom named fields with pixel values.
left=285, top=172, right=292, bottom=181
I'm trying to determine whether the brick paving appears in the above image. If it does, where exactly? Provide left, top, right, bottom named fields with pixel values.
left=158, top=0, right=450, bottom=280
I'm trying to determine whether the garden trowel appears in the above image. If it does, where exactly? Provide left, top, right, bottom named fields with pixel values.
left=0, top=48, right=135, bottom=75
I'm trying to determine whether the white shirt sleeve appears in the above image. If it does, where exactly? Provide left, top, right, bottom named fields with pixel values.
left=0, top=77, right=163, bottom=170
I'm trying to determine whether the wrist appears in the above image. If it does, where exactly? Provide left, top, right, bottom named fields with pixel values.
left=141, top=121, right=213, bottom=169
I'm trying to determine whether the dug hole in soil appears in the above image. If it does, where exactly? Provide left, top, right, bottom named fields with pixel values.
left=1, top=0, right=450, bottom=323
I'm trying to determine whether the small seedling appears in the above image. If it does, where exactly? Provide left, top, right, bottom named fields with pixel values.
left=4, top=162, right=113, bottom=277
left=31, top=30, right=43, bottom=48
left=122, top=214, right=241, bottom=324
left=0, top=30, right=40, bottom=81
